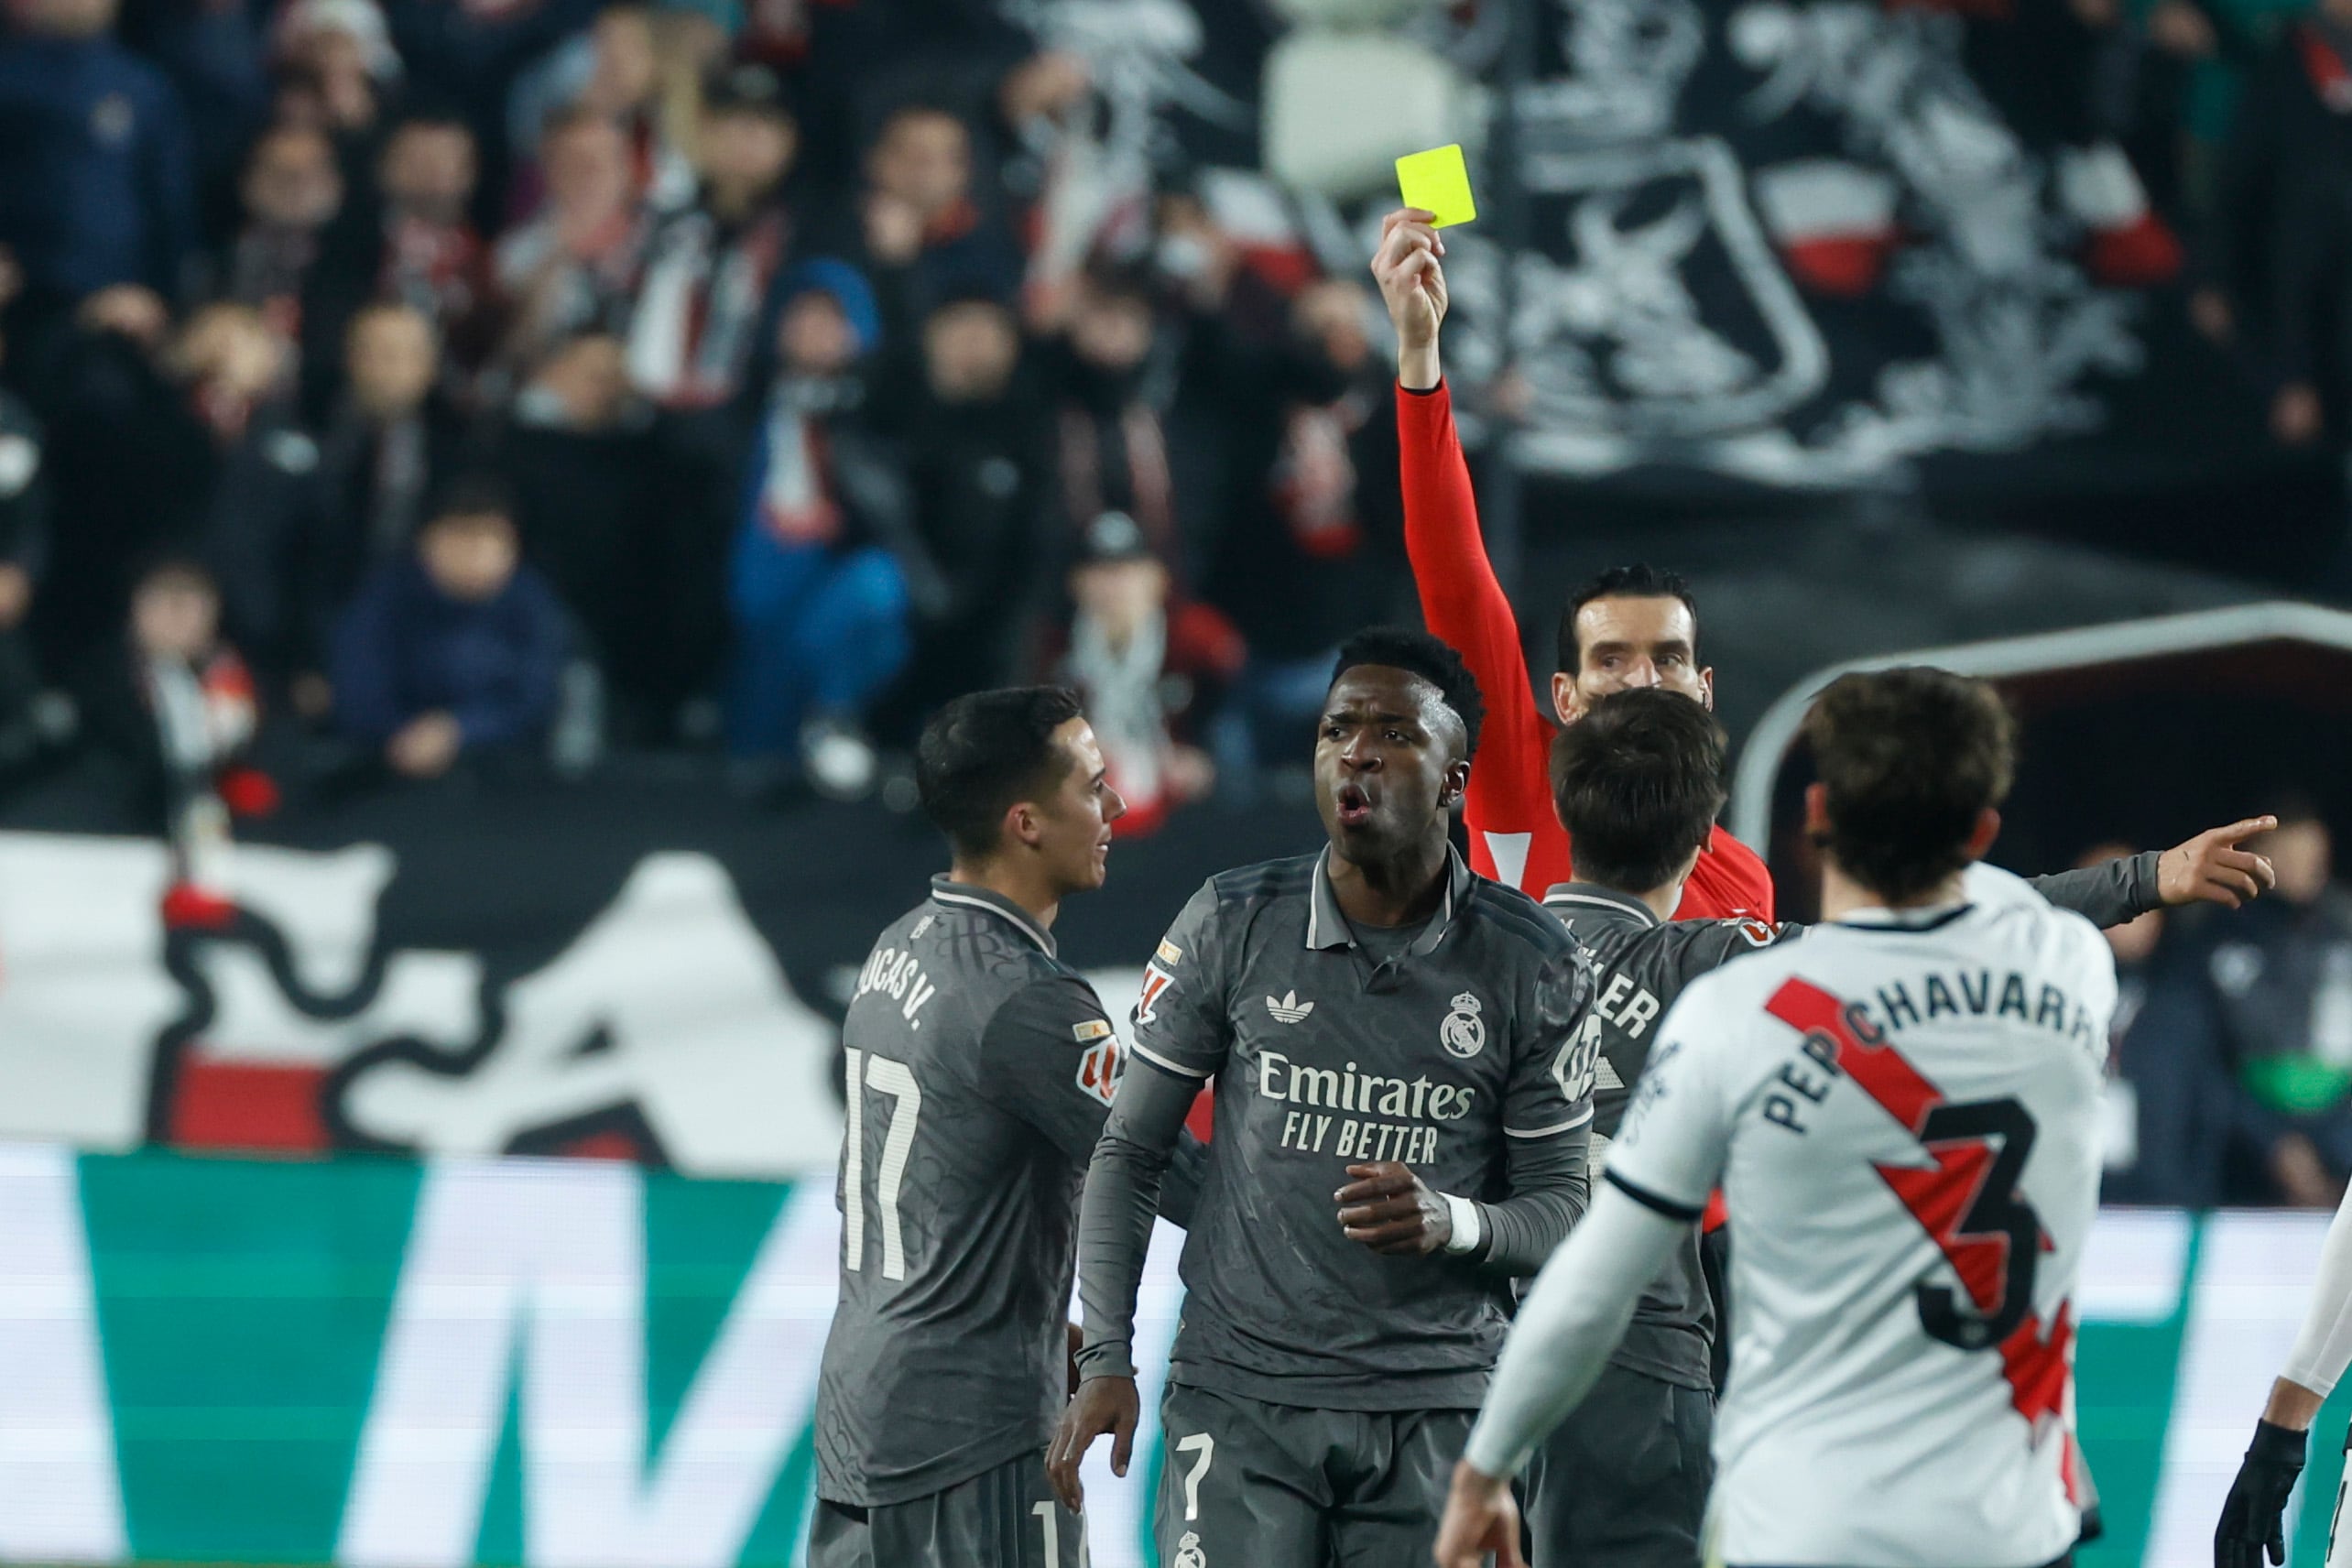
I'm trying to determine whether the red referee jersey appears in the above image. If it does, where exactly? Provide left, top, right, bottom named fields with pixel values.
left=1397, top=382, right=1776, bottom=923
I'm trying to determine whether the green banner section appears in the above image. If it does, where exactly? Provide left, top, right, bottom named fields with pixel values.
left=1, top=1147, right=2347, bottom=1568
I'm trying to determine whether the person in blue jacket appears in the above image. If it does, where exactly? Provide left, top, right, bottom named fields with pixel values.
left=0, top=0, right=196, bottom=326
left=728, top=257, right=943, bottom=799
left=331, top=474, right=568, bottom=780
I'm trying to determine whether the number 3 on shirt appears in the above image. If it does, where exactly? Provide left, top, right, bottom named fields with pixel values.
left=842, top=1049, right=922, bottom=1280
left=1904, top=1096, right=2042, bottom=1351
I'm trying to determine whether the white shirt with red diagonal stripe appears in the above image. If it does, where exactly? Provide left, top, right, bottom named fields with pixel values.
left=1605, top=866, right=2116, bottom=1568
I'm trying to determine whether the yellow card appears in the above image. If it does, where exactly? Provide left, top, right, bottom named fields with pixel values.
left=1396, top=144, right=1476, bottom=228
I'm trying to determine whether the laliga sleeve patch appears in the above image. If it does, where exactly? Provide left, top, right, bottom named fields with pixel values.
left=1157, top=939, right=1183, bottom=965
left=1076, top=1037, right=1123, bottom=1107
left=1073, top=1018, right=1114, bottom=1042
left=1135, top=963, right=1178, bottom=1026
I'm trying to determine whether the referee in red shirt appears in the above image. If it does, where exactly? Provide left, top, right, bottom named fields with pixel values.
left=1372, top=207, right=1776, bottom=923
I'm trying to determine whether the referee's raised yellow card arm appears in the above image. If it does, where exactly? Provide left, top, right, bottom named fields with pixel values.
left=1395, top=144, right=1476, bottom=228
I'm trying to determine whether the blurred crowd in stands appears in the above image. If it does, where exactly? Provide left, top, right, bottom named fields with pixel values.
left=2102, top=803, right=2352, bottom=1208
left=3, top=0, right=2352, bottom=1206
left=0, top=0, right=1406, bottom=828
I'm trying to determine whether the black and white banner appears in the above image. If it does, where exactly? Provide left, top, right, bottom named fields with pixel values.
left=0, top=789, right=1313, bottom=1174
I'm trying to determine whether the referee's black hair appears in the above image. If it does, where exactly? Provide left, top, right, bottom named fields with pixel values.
left=916, top=686, right=1088, bottom=860
left=1556, top=563, right=1700, bottom=677
left=1330, top=627, right=1486, bottom=762
left=1551, top=688, right=1727, bottom=894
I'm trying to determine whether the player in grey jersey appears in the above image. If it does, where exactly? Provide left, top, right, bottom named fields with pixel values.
left=811, top=687, right=1205, bottom=1568
left=1525, top=687, right=2280, bottom=1568
left=1045, top=627, right=1598, bottom=1568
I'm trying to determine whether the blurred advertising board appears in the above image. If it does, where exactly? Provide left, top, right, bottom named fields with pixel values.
left=0, top=1145, right=2346, bottom=1568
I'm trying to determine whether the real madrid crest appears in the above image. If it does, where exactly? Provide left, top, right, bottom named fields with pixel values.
left=1441, top=991, right=1486, bottom=1059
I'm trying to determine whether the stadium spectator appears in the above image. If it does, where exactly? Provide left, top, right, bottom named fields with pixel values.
left=624, top=61, right=797, bottom=409
left=75, top=558, right=267, bottom=913
left=330, top=476, right=567, bottom=778
left=1046, top=265, right=1183, bottom=573
left=1049, top=509, right=1237, bottom=835
left=505, top=1, right=689, bottom=215
left=2198, top=0, right=2352, bottom=447
left=873, top=291, right=1051, bottom=743
left=38, top=300, right=318, bottom=676
left=198, top=124, right=345, bottom=338
left=271, top=0, right=397, bottom=147
left=2162, top=802, right=2352, bottom=1204
left=310, top=108, right=494, bottom=386
left=855, top=101, right=1023, bottom=338
left=726, top=259, right=935, bottom=796
left=303, top=301, right=465, bottom=692
left=500, top=329, right=666, bottom=731
left=0, top=0, right=196, bottom=343
left=490, top=105, right=645, bottom=387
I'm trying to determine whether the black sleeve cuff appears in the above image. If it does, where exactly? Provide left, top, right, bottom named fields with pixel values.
left=1606, top=1169, right=1705, bottom=1223
left=1399, top=378, right=1444, bottom=397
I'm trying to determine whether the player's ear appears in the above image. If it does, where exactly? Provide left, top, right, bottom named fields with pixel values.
left=1442, top=757, right=1471, bottom=809
left=1698, top=666, right=1715, bottom=712
left=1964, top=807, right=2001, bottom=863
left=1551, top=670, right=1581, bottom=725
left=1005, top=800, right=1044, bottom=851
left=1802, top=781, right=1831, bottom=843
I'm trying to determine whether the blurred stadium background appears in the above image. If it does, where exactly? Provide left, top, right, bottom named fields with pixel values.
left=5, top=0, right=2352, bottom=1561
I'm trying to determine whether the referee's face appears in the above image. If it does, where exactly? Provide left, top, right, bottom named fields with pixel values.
left=1553, top=594, right=1713, bottom=724
left=1315, top=666, right=1463, bottom=864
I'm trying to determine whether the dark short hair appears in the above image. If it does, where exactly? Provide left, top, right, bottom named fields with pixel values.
left=1805, top=667, right=2016, bottom=903
left=917, top=687, right=1088, bottom=860
left=1550, top=689, right=1727, bottom=893
left=1330, top=627, right=1485, bottom=761
left=132, top=555, right=219, bottom=600
left=1077, top=262, right=1156, bottom=313
left=385, top=105, right=474, bottom=143
left=426, top=474, right=516, bottom=528
left=1556, top=563, right=1700, bottom=677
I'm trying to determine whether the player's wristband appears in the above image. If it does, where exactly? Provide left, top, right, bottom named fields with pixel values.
left=1442, top=1194, right=1485, bottom=1256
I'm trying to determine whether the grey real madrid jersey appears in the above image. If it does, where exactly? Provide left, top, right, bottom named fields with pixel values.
left=1540, top=884, right=1795, bottom=1389
left=1120, top=849, right=1591, bottom=1410
left=816, top=878, right=1182, bottom=1508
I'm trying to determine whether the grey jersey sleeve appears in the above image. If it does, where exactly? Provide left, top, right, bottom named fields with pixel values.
left=1475, top=949, right=1596, bottom=1275
left=1073, top=883, right=1234, bottom=1379
left=976, top=975, right=1206, bottom=1227
left=1073, top=1058, right=1197, bottom=1379
left=2027, top=852, right=2161, bottom=930
left=1477, top=1116, right=1590, bottom=1274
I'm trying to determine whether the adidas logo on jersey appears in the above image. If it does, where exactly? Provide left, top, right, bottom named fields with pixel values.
left=1266, top=991, right=1314, bottom=1024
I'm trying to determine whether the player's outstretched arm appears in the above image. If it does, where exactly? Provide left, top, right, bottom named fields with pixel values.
left=1048, top=1057, right=1197, bottom=1511
left=2029, top=817, right=2278, bottom=929
left=1436, top=1186, right=1685, bottom=1568
left=2217, top=1176, right=2352, bottom=1568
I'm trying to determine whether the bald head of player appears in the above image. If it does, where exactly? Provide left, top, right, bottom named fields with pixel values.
left=1804, top=666, right=2017, bottom=916
left=915, top=685, right=1127, bottom=923
left=1317, top=627, right=1485, bottom=920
